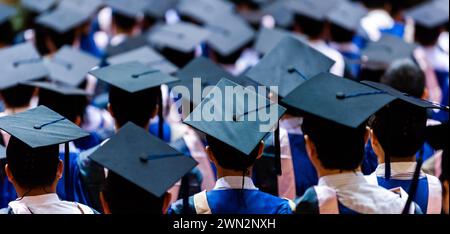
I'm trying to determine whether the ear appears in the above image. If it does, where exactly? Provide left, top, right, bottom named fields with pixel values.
left=5, top=164, right=14, bottom=184
left=56, top=160, right=63, bottom=180
left=256, top=140, right=264, bottom=160
left=304, top=135, right=317, bottom=164
left=422, top=88, right=429, bottom=100
left=99, top=192, right=111, bottom=214
left=107, top=103, right=114, bottom=118
left=370, top=130, right=385, bottom=163
left=162, top=192, right=172, bottom=214
left=205, top=146, right=216, bottom=164
left=364, top=127, right=371, bottom=145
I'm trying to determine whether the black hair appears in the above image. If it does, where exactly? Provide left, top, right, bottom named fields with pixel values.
left=361, top=0, right=390, bottom=9
left=382, top=59, right=425, bottom=98
left=112, top=11, right=138, bottom=33
left=414, top=24, right=442, bottom=46
left=371, top=100, right=428, bottom=158
left=102, top=171, right=166, bottom=214
left=302, top=116, right=367, bottom=171
left=329, top=23, right=355, bottom=43
left=160, top=47, right=196, bottom=68
left=6, top=136, right=60, bottom=189
left=0, top=85, right=35, bottom=108
left=230, top=0, right=261, bottom=10
left=208, top=40, right=251, bottom=65
left=206, top=135, right=260, bottom=171
left=441, top=150, right=449, bottom=182
left=294, top=14, right=325, bottom=39
left=37, top=89, right=88, bottom=123
left=109, top=86, right=160, bottom=128
left=0, top=21, right=14, bottom=46
left=358, top=67, right=386, bottom=82
left=34, top=25, right=76, bottom=55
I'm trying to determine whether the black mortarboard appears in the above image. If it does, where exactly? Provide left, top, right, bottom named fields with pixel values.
left=253, top=27, right=306, bottom=55
left=105, top=34, right=150, bottom=57
left=145, top=0, right=179, bottom=19
left=107, top=46, right=178, bottom=75
left=361, top=35, right=417, bottom=70
left=88, top=122, right=197, bottom=198
left=327, top=1, right=368, bottom=32
left=106, top=0, right=147, bottom=18
left=45, top=46, right=100, bottom=87
left=0, top=145, right=5, bottom=161
left=36, top=5, right=91, bottom=33
left=0, top=43, right=48, bottom=90
left=176, top=0, right=234, bottom=25
left=59, top=0, right=104, bottom=16
left=261, top=0, right=295, bottom=28
left=89, top=61, right=179, bottom=93
left=407, top=0, right=449, bottom=29
left=281, top=72, right=395, bottom=129
left=184, top=78, right=286, bottom=155
left=247, top=36, right=335, bottom=98
left=22, top=0, right=58, bottom=14
left=148, top=22, right=210, bottom=53
left=206, top=13, right=255, bottom=57
left=287, top=0, right=341, bottom=21
left=0, top=3, right=16, bottom=24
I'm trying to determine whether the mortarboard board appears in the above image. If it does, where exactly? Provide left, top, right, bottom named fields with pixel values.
left=105, top=34, right=151, bottom=57
left=107, top=46, right=178, bottom=75
left=253, top=27, right=306, bottom=55
left=406, top=0, right=449, bottom=29
left=148, top=22, right=210, bottom=54
left=261, top=0, right=295, bottom=28
left=89, top=61, right=179, bottom=93
left=36, top=5, right=91, bottom=33
left=281, top=72, right=396, bottom=129
left=45, top=46, right=101, bottom=87
left=59, top=0, right=104, bottom=16
left=361, top=35, right=417, bottom=70
left=326, top=0, right=368, bottom=32
left=0, top=43, right=48, bottom=90
left=88, top=122, right=198, bottom=198
left=0, top=3, right=17, bottom=24
left=145, top=0, right=179, bottom=19
left=25, top=81, right=91, bottom=97
left=206, top=13, right=255, bottom=57
left=22, top=0, right=58, bottom=14
left=176, top=0, right=234, bottom=25
left=184, top=78, right=286, bottom=155
left=247, top=36, right=335, bottom=98
left=287, top=0, right=341, bottom=21
left=106, top=0, right=147, bottom=19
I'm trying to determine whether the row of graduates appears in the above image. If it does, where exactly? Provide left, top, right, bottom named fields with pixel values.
left=0, top=0, right=448, bottom=214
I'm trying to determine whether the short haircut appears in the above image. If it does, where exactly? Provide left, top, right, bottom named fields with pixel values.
left=381, top=59, right=425, bottom=98
left=38, top=90, right=88, bottom=123
left=112, top=11, right=137, bottom=32
left=6, top=136, right=60, bottom=189
left=371, top=100, right=428, bottom=158
left=34, top=25, right=76, bottom=55
left=414, top=24, right=442, bottom=46
left=102, top=171, right=166, bottom=214
left=358, top=67, right=386, bottom=83
left=330, top=24, right=355, bottom=43
left=0, top=85, right=35, bottom=108
left=206, top=135, right=260, bottom=171
left=294, top=14, right=325, bottom=39
left=302, top=116, right=367, bottom=171
left=108, top=86, right=160, bottom=128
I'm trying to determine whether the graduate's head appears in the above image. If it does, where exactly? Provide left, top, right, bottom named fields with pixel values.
left=100, top=171, right=171, bottom=214
left=5, top=137, right=62, bottom=193
left=371, top=100, right=427, bottom=160
left=302, top=116, right=368, bottom=172
left=108, top=86, right=160, bottom=129
left=0, top=85, right=36, bottom=109
left=294, top=14, right=325, bottom=40
left=358, top=67, right=386, bottom=83
left=34, top=25, right=76, bottom=55
left=205, top=135, right=264, bottom=173
left=381, top=59, right=426, bottom=99
left=329, top=24, right=355, bottom=43
left=0, top=21, right=14, bottom=47
left=414, top=24, right=442, bottom=47
left=112, top=11, right=139, bottom=35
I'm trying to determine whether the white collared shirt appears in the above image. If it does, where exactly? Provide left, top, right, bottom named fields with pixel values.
left=8, top=194, right=94, bottom=214
left=213, top=176, right=258, bottom=191
left=374, top=162, right=426, bottom=180
left=318, top=172, right=409, bottom=214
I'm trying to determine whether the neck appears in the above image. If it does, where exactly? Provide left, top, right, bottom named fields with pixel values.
left=16, top=186, right=57, bottom=198
left=386, top=155, right=416, bottom=163
left=216, top=166, right=252, bottom=179
left=5, top=105, right=30, bottom=114
left=318, top=168, right=360, bottom=178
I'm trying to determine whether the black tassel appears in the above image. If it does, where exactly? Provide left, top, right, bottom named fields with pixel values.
left=64, top=143, right=72, bottom=201
left=274, top=123, right=282, bottom=176
left=181, top=175, right=189, bottom=214
left=402, top=154, right=423, bottom=214
left=158, top=89, right=164, bottom=140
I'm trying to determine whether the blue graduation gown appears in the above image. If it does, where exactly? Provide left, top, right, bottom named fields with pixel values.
left=169, top=189, right=293, bottom=214
left=0, top=175, right=15, bottom=208
left=148, top=119, right=172, bottom=143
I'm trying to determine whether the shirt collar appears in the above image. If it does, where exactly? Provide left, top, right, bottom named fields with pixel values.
left=375, top=162, right=426, bottom=178
left=318, top=172, right=367, bottom=188
left=214, top=176, right=258, bottom=191
left=280, top=117, right=303, bottom=134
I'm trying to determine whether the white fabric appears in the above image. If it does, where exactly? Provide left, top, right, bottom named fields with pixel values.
left=374, top=162, right=426, bottom=180
left=425, top=174, right=443, bottom=214
left=360, top=10, right=395, bottom=41
left=309, top=40, right=345, bottom=77
left=313, top=186, right=339, bottom=214
left=439, top=32, right=449, bottom=54
left=193, top=191, right=212, bottom=214
left=213, top=176, right=258, bottom=191
left=422, top=45, right=450, bottom=72
left=8, top=194, right=94, bottom=214
left=280, top=117, right=303, bottom=135
left=318, top=172, right=412, bottom=214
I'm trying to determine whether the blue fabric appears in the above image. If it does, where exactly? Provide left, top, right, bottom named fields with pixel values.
left=79, top=23, right=103, bottom=58
left=0, top=175, right=15, bottom=208
left=74, top=132, right=102, bottom=151
left=341, top=51, right=361, bottom=79
left=149, top=120, right=172, bottom=143
left=376, top=177, right=429, bottom=213
left=205, top=189, right=293, bottom=214
left=432, top=70, right=449, bottom=122
left=381, top=23, right=406, bottom=39
left=362, top=142, right=379, bottom=175
left=420, top=142, right=435, bottom=162
left=353, top=35, right=367, bottom=50
left=288, top=133, right=317, bottom=197
left=338, top=203, right=361, bottom=214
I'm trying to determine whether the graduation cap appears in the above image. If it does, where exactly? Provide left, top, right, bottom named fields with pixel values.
left=22, top=0, right=58, bottom=14
left=0, top=105, right=89, bottom=198
left=287, top=0, right=341, bottom=21
left=88, top=122, right=197, bottom=201
left=106, top=0, right=147, bottom=19
left=107, top=46, right=178, bottom=75
left=281, top=72, right=395, bottom=129
left=206, top=13, right=255, bottom=57
left=361, top=35, right=417, bottom=70
left=425, top=123, right=448, bottom=151
left=45, top=46, right=100, bottom=87
left=25, top=81, right=91, bottom=97
left=36, top=4, right=91, bottom=34
left=0, top=2, right=17, bottom=24
left=144, top=0, right=179, bottom=19
left=59, top=0, right=105, bottom=16
left=0, top=43, right=48, bottom=90
left=326, top=1, right=368, bottom=32
left=406, top=0, right=449, bottom=29
left=261, top=0, right=295, bottom=28
left=247, top=36, right=335, bottom=99
left=105, top=34, right=151, bottom=57
left=184, top=77, right=286, bottom=160
left=148, top=22, right=210, bottom=54
left=176, top=0, right=234, bottom=25
left=253, top=27, right=306, bottom=55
